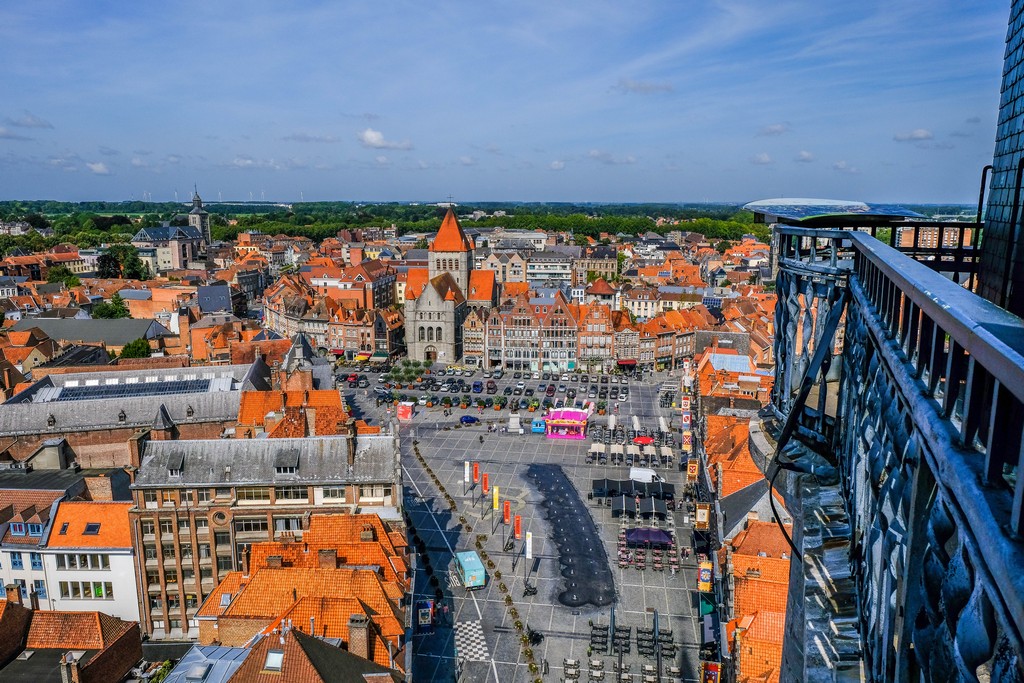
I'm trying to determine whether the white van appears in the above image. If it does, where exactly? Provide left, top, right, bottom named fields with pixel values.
left=629, top=466, right=665, bottom=484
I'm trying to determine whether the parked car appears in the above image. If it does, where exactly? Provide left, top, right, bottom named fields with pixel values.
left=524, top=388, right=535, bottom=397
left=503, top=386, right=514, bottom=396
left=516, top=381, right=526, bottom=390
left=460, top=415, right=480, bottom=424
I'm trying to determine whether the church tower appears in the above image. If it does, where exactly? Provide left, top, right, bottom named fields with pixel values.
left=428, top=207, right=473, bottom=293
left=188, top=189, right=211, bottom=247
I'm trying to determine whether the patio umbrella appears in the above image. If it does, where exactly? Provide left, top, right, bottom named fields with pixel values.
left=633, top=435, right=654, bottom=446
left=591, top=478, right=615, bottom=497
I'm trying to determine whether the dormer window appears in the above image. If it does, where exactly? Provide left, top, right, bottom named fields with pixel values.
left=47, top=415, right=56, bottom=427
left=28, top=524, right=42, bottom=537
left=186, top=405, right=195, bottom=418
left=118, top=410, right=126, bottom=423
left=10, top=523, right=25, bottom=536
left=83, top=523, right=100, bottom=535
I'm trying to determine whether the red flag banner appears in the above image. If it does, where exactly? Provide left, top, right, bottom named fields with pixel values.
left=482, top=473, right=489, bottom=495
left=503, top=500, right=511, bottom=525
left=514, top=514, right=522, bottom=539
left=473, top=462, right=480, bottom=483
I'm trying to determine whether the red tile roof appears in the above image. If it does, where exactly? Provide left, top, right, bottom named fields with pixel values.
left=429, top=208, right=473, bottom=253
left=26, top=611, right=133, bottom=650
left=46, top=502, right=132, bottom=549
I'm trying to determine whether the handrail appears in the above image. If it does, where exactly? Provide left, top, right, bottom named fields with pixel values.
left=775, top=226, right=1024, bottom=404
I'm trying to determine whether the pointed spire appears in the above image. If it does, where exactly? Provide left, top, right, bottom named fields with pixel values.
left=430, top=207, right=473, bottom=253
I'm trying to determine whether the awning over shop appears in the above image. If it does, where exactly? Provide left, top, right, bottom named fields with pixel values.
left=370, top=351, right=389, bottom=361
left=355, top=353, right=372, bottom=361
left=617, top=359, right=637, bottom=366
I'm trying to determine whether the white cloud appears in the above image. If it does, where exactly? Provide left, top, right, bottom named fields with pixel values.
left=459, top=155, right=477, bottom=166
left=758, top=123, right=790, bottom=136
left=86, top=162, right=111, bottom=175
left=613, top=78, right=673, bottom=94
left=282, top=132, right=338, bottom=143
left=5, top=111, right=53, bottom=129
left=893, top=128, right=933, bottom=142
left=832, top=160, right=860, bottom=174
left=588, top=149, right=636, bottom=165
left=750, top=152, right=773, bottom=165
left=130, top=157, right=148, bottom=168
left=795, top=150, right=814, bottom=163
left=228, top=155, right=283, bottom=170
left=550, top=160, right=565, bottom=171
left=358, top=128, right=412, bottom=150
left=375, top=155, right=390, bottom=166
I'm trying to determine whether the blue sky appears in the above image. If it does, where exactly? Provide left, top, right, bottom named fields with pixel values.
left=0, top=1, right=1009, bottom=203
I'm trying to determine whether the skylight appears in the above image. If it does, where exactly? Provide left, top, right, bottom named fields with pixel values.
left=264, top=649, right=284, bottom=671
left=83, top=523, right=101, bottom=535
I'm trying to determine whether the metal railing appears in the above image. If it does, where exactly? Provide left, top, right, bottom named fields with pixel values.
left=773, top=226, right=1024, bottom=681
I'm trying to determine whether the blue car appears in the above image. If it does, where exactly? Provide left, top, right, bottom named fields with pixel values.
left=460, top=415, right=480, bottom=425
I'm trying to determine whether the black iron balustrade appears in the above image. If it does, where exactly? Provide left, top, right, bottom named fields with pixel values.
left=773, top=225, right=1024, bottom=681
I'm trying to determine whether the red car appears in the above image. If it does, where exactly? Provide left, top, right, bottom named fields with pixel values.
left=347, top=373, right=358, bottom=382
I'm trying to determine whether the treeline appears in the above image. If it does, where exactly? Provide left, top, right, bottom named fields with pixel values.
left=0, top=200, right=768, bottom=252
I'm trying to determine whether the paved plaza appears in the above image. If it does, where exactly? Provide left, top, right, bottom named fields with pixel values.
left=343, top=369, right=704, bottom=683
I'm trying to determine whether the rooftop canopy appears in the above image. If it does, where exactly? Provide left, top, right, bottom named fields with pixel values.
left=743, top=197, right=925, bottom=226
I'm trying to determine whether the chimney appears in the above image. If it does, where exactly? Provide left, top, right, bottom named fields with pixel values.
left=317, top=549, right=337, bottom=569
left=59, top=652, right=82, bottom=683
left=347, top=614, right=370, bottom=661
left=266, top=555, right=283, bottom=568
left=5, top=584, right=21, bottom=606
left=241, top=544, right=250, bottom=578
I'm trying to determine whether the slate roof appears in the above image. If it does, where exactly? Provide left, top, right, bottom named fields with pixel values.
left=227, top=629, right=402, bottom=683
left=132, top=225, right=203, bottom=242
left=198, top=284, right=234, bottom=313
left=11, top=318, right=171, bottom=346
left=133, top=435, right=394, bottom=488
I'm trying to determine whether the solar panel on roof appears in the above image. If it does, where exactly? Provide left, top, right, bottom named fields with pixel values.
left=50, top=379, right=212, bottom=402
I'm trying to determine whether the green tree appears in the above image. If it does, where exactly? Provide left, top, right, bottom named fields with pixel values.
left=46, top=265, right=81, bottom=288
left=97, top=244, right=149, bottom=280
left=119, top=338, right=152, bottom=359
left=92, top=293, right=131, bottom=319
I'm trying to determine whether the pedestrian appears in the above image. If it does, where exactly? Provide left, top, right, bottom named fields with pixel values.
left=443, top=603, right=450, bottom=623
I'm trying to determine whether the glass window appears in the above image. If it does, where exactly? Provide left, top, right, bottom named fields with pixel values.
left=33, top=579, right=46, bottom=600
left=30, top=553, right=42, bottom=570
left=237, top=487, right=270, bottom=501
left=178, top=519, right=190, bottom=532
left=141, top=520, right=155, bottom=536
left=10, top=523, right=25, bottom=536
left=27, top=524, right=42, bottom=537
left=274, top=486, right=307, bottom=501
left=159, top=519, right=174, bottom=535
left=161, top=491, right=175, bottom=507
left=195, top=517, right=208, bottom=530
left=11, top=553, right=23, bottom=570
left=322, top=486, right=346, bottom=500
left=234, top=518, right=268, bottom=533
left=196, top=489, right=210, bottom=503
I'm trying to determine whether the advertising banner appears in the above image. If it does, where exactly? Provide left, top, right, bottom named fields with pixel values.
left=681, top=396, right=691, bottom=410
left=482, top=473, right=489, bottom=495
left=525, top=532, right=533, bottom=559
left=473, top=462, right=479, bottom=483
left=701, top=661, right=720, bottom=683
left=682, top=430, right=693, bottom=453
left=464, top=461, right=470, bottom=483
left=698, top=561, right=714, bottom=592
left=681, top=411, right=691, bottom=428
left=492, top=486, right=499, bottom=510
left=397, top=402, right=414, bottom=421
left=503, top=500, right=511, bottom=525
left=514, top=515, right=522, bottom=539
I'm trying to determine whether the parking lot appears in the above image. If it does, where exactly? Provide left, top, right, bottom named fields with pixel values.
left=339, top=365, right=702, bottom=683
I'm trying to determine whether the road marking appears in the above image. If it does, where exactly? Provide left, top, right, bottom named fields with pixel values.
left=404, top=459, right=501, bottom=683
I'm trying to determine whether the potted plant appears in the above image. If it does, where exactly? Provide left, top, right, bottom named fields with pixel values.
left=597, top=400, right=607, bottom=415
